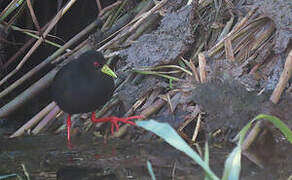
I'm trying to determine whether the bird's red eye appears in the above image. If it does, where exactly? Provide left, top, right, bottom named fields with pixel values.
left=93, top=61, right=100, bottom=67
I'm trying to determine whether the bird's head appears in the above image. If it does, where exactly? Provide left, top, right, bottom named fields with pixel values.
left=82, top=50, right=117, bottom=79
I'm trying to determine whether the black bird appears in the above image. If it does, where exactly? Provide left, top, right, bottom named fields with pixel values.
left=51, top=50, right=142, bottom=143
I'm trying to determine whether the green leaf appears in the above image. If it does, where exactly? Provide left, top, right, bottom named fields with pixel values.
left=137, top=120, right=220, bottom=180
left=224, top=114, right=292, bottom=180
left=222, top=146, right=241, bottom=180
left=204, top=142, right=212, bottom=180
left=169, top=79, right=173, bottom=89
left=253, top=114, right=292, bottom=143
left=147, top=160, right=156, bottom=180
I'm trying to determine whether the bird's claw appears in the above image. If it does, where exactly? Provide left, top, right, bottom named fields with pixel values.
left=90, top=112, right=144, bottom=134
left=109, top=116, right=141, bottom=134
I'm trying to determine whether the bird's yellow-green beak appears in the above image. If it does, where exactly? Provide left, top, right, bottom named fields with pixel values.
left=101, top=65, right=117, bottom=78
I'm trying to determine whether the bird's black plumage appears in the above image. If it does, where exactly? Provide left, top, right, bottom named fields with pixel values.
left=51, top=50, right=141, bottom=144
left=51, top=50, right=115, bottom=114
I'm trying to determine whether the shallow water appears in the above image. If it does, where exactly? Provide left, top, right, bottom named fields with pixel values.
left=0, top=133, right=291, bottom=180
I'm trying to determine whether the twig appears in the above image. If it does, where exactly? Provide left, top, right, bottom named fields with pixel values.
left=5, top=0, right=27, bottom=30
left=130, top=0, right=167, bottom=32
left=189, top=58, right=200, bottom=82
left=241, top=121, right=262, bottom=151
left=10, top=102, right=57, bottom=138
left=198, top=53, right=207, bottom=83
left=98, top=0, right=167, bottom=51
left=192, top=113, right=202, bottom=142
left=126, top=13, right=160, bottom=41
left=113, top=90, right=177, bottom=137
left=107, top=0, right=128, bottom=29
left=134, top=69, right=181, bottom=81
left=124, top=96, right=147, bottom=117
left=99, top=1, right=122, bottom=17
left=224, top=37, right=235, bottom=61
left=2, top=20, right=51, bottom=69
left=166, top=93, right=174, bottom=113
left=21, top=163, right=31, bottom=180
left=0, top=0, right=24, bottom=21
left=18, top=0, right=76, bottom=68
left=0, top=18, right=101, bottom=98
left=95, top=0, right=102, bottom=12
left=217, top=16, right=234, bottom=42
left=207, top=7, right=258, bottom=57
left=0, top=68, right=58, bottom=118
left=250, top=21, right=275, bottom=52
left=270, top=49, right=292, bottom=104
left=26, top=0, right=41, bottom=33
left=11, top=25, right=66, bottom=49
left=0, top=0, right=77, bottom=86
left=32, top=105, right=60, bottom=134
left=178, top=105, right=201, bottom=132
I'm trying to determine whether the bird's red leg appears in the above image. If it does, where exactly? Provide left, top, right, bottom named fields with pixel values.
left=66, top=115, right=72, bottom=146
left=91, top=112, right=143, bottom=134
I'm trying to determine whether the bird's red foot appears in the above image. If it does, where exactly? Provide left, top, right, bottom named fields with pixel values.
left=66, top=115, right=72, bottom=148
left=91, top=112, right=143, bottom=134
left=65, top=113, right=143, bottom=147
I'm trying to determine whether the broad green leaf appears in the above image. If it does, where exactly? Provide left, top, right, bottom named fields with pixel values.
left=222, top=146, right=241, bottom=180
left=253, top=114, right=292, bottom=143
left=204, top=142, right=212, bottom=180
left=137, top=120, right=219, bottom=180
left=147, top=160, right=156, bottom=180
